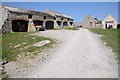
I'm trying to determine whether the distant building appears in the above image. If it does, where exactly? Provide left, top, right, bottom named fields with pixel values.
left=82, top=15, right=96, bottom=28
left=75, top=15, right=102, bottom=28
left=102, top=15, right=118, bottom=29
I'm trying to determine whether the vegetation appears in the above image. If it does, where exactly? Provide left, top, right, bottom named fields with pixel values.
left=90, top=28, right=119, bottom=59
left=2, top=32, right=54, bottom=61
left=64, top=27, right=79, bottom=30
left=53, top=28, right=61, bottom=30
left=0, top=69, right=9, bottom=79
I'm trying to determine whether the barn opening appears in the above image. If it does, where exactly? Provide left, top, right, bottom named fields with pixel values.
left=63, top=21, right=68, bottom=27
left=12, top=20, right=28, bottom=32
left=117, top=24, right=120, bottom=28
left=46, top=21, right=54, bottom=29
left=57, top=21, right=62, bottom=26
left=105, top=21, right=113, bottom=29
left=69, top=22, right=73, bottom=26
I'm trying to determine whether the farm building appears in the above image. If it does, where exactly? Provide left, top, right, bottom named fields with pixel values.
left=82, top=15, right=102, bottom=28
left=44, top=10, right=74, bottom=28
left=74, top=15, right=102, bottom=28
left=102, top=15, right=118, bottom=29
left=0, top=5, right=74, bottom=33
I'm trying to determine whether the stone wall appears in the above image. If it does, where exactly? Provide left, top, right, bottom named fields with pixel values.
left=10, top=12, right=29, bottom=21
left=0, top=6, right=11, bottom=33
left=95, top=24, right=102, bottom=28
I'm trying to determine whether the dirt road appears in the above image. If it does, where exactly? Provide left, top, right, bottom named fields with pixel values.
left=5, top=29, right=118, bottom=78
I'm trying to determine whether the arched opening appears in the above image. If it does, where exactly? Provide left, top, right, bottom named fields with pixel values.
left=57, top=21, right=62, bottom=26
left=63, top=21, right=68, bottom=27
left=117, top=24, right=120, bottom=28
left=46, top=21, right=54, bottom=29
left=69, top=22, right=73, bottom=26
left=33, top=20, right=44, bottom=30
left=12, top=20, right=28, bottom=32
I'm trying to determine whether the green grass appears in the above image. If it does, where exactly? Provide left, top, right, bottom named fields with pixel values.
left=64, top=27, right=79, bottom=30
left=0, top=35, right=2, bottom=61
left=2, top=32, right=54, bottom=61
left=53, top=28, right=61, bottom=30
left=90, top=28, right=118, bottom=56
left=0, top=69, right=9, bottom=79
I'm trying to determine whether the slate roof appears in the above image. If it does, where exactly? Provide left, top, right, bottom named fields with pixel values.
left=44, top=10, right=73, bottom=19
left=2, top=5, right=54, bottom=17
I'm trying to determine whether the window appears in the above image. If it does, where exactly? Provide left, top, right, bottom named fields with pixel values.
left=43, top=16, right=46, bottom=19
left=28, top=15, right=32, bottom=18
left=61, top=18, right=63, bottom=20
left=68, top=19, right=69, bottom=21
left=90, top=22, right=92, bottom=26
left=54, top=17, right=56, bottom=20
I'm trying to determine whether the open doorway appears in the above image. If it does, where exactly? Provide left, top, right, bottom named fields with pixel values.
left=12, top=20, right=28, bottom=32
left=46, top=21, right=54, bottom=29
left=63, top=21, right=68, bottom=27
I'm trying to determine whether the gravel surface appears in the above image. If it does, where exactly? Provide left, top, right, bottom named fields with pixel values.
left=5, top=29, right=118, bottom=78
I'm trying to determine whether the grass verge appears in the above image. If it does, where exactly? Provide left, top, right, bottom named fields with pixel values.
left=90, top=28, right=118, bottom=57
left=2, top=32, right=54, bottom=61
left=64, top=27, right=79, bottom=30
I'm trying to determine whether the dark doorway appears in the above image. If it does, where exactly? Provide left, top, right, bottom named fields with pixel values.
left=117, top=24, right=120, bottom=28
left=46, top=21, right=54, bottom=29
left=33, top=20, right=43, bottom=26
left=70, top=22, right=73, bottom=26
left=106, top=24, right=107, bottom=29
left=90, top=22, right=92, bottom=27
left=63, top=22, right=68, bottom=27
left=57, top=21, right=62, bottom=26
left=12, top=20, right=28, bottom=32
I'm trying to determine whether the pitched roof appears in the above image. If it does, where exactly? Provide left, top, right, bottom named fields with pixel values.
left=2, top=5, right=54, bottom=17
left=102, top=15, right=118, bottom=22
left=44, top=10, right=73, bottom=19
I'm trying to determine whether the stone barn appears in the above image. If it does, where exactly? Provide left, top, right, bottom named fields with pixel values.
left=44, top=10, right=74, bottom=28
left=1, top=5, right=74, bottom=33
left=74, top=15, right=102, bottom=29
left=82, top=15, right=102, bottom=28
left=82, top=15, right=96, bottom=28
left=102, top=15, right=118, bottom=29
left=1, top=5, right=56, bottom=33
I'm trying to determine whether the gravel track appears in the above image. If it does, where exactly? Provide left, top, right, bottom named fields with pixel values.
left=5, top=29, right=118, bottom=78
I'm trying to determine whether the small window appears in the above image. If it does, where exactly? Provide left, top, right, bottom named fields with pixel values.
left=28, top=15, right=32, bottom=18
left=54, top=17, right=56, bottom=20
left=61, top=18, right=63, bottom=20
left=43, top=16, right=46, bottom=19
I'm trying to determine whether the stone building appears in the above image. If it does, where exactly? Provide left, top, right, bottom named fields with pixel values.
left=82, top=15, right=102, bottom=28
left=74, top=15, right=102, bottom=28
left=44, top=10, right=74, bottom=28
left=102, top=15, right=118, bottom=29
left=0, top=5, right=74, bottom=33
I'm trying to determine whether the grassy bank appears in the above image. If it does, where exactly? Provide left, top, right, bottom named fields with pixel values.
left=2, top=32, right=54, bottom=61
left=90, top=28, right=118, bottom=56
